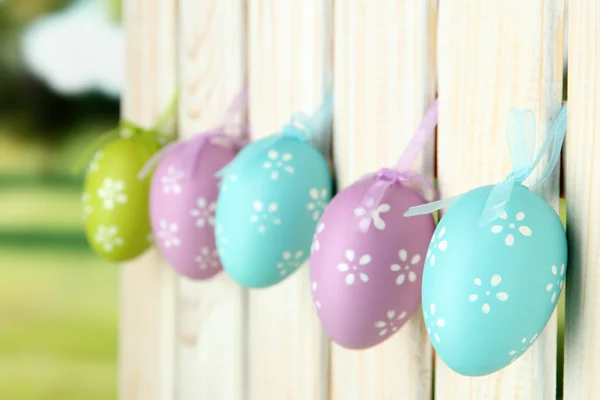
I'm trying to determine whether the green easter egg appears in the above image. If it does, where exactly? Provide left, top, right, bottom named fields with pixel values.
left=82, top=137, right=159, bottom=262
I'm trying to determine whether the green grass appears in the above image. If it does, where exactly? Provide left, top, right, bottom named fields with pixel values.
left=0, top=249, right=118, bottom=399
left=0, top=186, right=83, bottom=232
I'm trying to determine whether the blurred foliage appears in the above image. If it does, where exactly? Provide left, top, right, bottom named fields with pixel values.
left=0, top=0, right=120, bottom=152
left=0, top=0, right=72, bottom=26
left=0, top=0, right=71, bottom=72
left=108, top=0, right=122, bottom=22
left=0, top=1, right=120, bottom=398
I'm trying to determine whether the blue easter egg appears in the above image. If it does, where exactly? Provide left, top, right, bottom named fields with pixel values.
left=422, top=184, right=566, bottom=376
left=215, top=135, right=332, bottom=288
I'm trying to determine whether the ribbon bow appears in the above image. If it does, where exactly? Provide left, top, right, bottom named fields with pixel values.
left=355, top=99, right=438, bottom=232
left=404, top=103, right=568, bottom=226
left=137, top=128, right=248, bottom=180
left=216, top=91, right=334, bottom=179
left=138, top=88, right=250, bottom=180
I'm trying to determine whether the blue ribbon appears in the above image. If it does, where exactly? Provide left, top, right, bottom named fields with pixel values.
left=215, top=91, right=333, bottom=178
left=404, top=103, right=568, bottom=226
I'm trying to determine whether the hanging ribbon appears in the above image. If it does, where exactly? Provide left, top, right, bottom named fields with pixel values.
left=404, top=103, right=568, bottom=226
left=73, top=94, right=178, bottom=173
left=216, top=91, right=334, bottom=179
left=355, top=99, right=438, bottom=232
left=138, top=88, right=250, bottom=180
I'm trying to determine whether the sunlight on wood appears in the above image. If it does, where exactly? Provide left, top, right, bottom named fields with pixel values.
left=436, top=1, right=564, bottom=399
left=564, top=1, right=600, bottom=399
left=176, top=1, right=247, bottom=399
left=120, top=0, right=178, bottom=399
left=330, top=1, right=437, bottom=399
left=247, top=1, right=332, bottom=399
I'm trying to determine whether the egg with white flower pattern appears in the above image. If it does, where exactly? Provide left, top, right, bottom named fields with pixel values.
left=149, top=140, right=238, bottom=280
left=215, top=135, right=332, bottom=288
left=83, top=137, right=161, bottom=262
left=422, top=184, right=567, bottom=376
left=309, top=174, right=435, bottom=349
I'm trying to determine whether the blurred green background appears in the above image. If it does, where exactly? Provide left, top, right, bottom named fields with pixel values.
left=0, top=0, right=121, bottom=398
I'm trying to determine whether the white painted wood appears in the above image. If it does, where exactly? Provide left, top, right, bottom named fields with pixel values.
left=120, top=0, right=178, bottom=399
left=564, top=1, right=600, bottom=399
left=436, top=1, right=564, bottom=399
left=247, top=1, right=332, bottom=399
left=331, top=2, right=437, bottom=399
left=177, top=0, right=247, bottom=399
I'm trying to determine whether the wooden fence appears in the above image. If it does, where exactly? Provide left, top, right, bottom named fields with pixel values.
left=119, top=0, right=599, bottom=399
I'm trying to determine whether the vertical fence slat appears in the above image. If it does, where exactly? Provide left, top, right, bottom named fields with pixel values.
left=436, top=1, right=564, bottom=399
left=120, top=0, right=178, bottom=399
left=177, top=1, right=247, bottom=399
left=247, top=1, right=332, bottom=399
left=330, top=1, right=437, bottom=399
left=564, top=1, right=600, bottom=399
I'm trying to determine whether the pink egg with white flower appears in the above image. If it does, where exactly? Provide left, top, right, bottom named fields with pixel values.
left=310, top=171, right=436, bottom=349
left=150, top=137, right=240, bottom=280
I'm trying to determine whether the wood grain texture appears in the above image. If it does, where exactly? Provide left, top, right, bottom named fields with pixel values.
left=331, top=1, right=437, bottom=399
left=436, top=1, right=564, bottom=399
left=247, top=1, right=332, bottom=399
left=564, top=1, right=600, bottom=399
left=177, top=1, right=247, bottom=399
left=120, top=0, right=178, bottom=399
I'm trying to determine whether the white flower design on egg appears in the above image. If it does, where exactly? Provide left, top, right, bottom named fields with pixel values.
left=338, top=250, right=371, bottom=285
left=194, top=247, right=220, bottom=270
left=312, top=281, right=322, bottom=310
left=426, top=226, right=448, bottom=267
left=88, top=151, right=103, bottom=173
left=311, top=222, right=325, bottom=254
left=391, top=249, right=421, bottom=285
left=220, top=174, right=238, bottom=193
left=162, top=166, right=184, bottom=194
left=97, top=178, right=128, bottom=210
left=158, top=220, right=180, bottom=249
left=94, top=225, right=124, bottom=252
left=468, top=274, right=509, bottom=314
left=490, top=211, right=532, bottom=246
left=215, top=224, right=228, bottom=256
left=250, top=201, right=282, bottom=233
left=354, top=198, right=391, bottom=231
left=82, top=193, right=93, bottom=220
left=546, top=264, right=566, bottom=303
left=312, top=281, right=321, bottom=309
left=276, top=251, right=304, bottom=276
left=508, top=333, right=539, bottom=363
left=263, top=150, right=294, bottom=180
left=374, top=309, right=408, bottom=337
left=306, top=188, right=328, bottom=221
left=190, top=197, right=216, bottom=228
left=424, top=303, right=445, bottom=343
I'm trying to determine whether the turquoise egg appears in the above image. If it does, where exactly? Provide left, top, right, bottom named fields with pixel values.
left=422, top=184, right=566, bottom=376
left=215, top=135, right=332, bottom=288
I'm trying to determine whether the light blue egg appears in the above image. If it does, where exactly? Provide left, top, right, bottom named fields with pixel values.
left=215, top=135, right=332, bottom=288
left=422, top=184, right=566, bottom=376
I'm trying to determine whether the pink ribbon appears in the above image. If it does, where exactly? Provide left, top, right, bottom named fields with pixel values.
left=355, top=99, right=438, bottom=232
left=138, top=88, right=250, bottom=180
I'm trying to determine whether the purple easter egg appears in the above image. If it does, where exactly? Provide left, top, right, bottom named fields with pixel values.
left=150, top=141, right=237, bottom=280
left=310, top=174, right=435, bottom=349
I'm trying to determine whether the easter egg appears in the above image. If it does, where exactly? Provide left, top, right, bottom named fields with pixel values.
left=149, top=140, right=237, bottom=280
left=422, top=184, right=567, bottom=376
left=310, top=174, right=435, bottom=349
left=83, top=137, right=160, bottom=262
left=215, top=135, right=332, bottom=288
